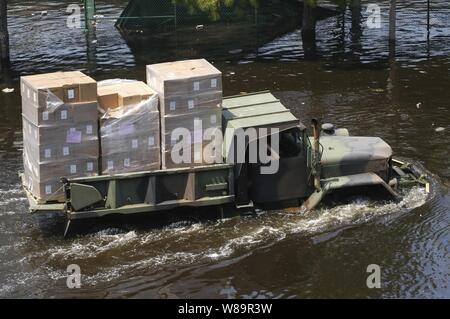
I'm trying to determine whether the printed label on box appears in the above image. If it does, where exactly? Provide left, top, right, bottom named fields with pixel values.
left=210, top=114, right=217, bottom=124
left=211, top=78, right=217, bottom=88
left=70, top=164, right=77, bottom=174
left=44, top=149, right=51, bottom=158
left=124, top=158, right=131, bottom=167
left=148, top=136, right=155, bottom=146
left=169, top=101, right=176, bottom=111
left=188, top=100, right=195, bottom=109
left=61, top=110, right=68, bottom=120
left=108, top=161, right=114, bottom=170
left=87, top=162, right=94, bottom=172
left=63, top=146, right=70, bottom=156
left=67, top=129, right=82, bottom=144
left=67, top=89, right=75, bottom=100
left=45, top=185, right=52, bottom=195
left=194, top=151, right=202, bottom=162
left=132, top=139, right=139, bottom=149
left=86, top=125, right=93, bottom=135
left=193, top=81, right=200, bottom=91
left=42, top=111, right=49, bottom=121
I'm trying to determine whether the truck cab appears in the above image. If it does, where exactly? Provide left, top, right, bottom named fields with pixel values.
left=222, top=91, right=398, bottom=210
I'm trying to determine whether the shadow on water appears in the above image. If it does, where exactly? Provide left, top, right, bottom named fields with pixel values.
left=117, top=0, right=338, bottom=63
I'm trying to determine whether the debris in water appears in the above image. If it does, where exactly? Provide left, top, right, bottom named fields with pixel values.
left=435, top=127, right=445, bottom=132
left=195, top=25, right=204, bottom=31
left=229, top=49, right=243, bottom=54
left=2, top=88, right=14, bottom=94
left=91, top=40, right=97, bottom=44
left=416, top=102, right=422, bottom=109
left=371, top=88, right=385, bottom=93
left=40, top=11, right=48, bottom=17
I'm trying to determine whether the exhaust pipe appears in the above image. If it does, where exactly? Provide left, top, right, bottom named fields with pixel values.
left=311, top=119, right=321, bottom=191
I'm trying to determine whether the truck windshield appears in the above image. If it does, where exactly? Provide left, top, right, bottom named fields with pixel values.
left=279, top=129, right=303, bottom=158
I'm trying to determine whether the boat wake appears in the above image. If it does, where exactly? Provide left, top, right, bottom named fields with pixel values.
left=0, top=182, right=430, bottom=296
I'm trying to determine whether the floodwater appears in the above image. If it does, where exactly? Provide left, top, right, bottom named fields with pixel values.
left=0, top=0, right=448, bottom=298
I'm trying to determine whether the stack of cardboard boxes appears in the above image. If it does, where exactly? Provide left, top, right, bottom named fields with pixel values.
left=146, top=59, right=223, bottom=169
left=98, top=80, right=161, bottom=174
left=21, top=60, right=225, bottom=202
left=21, top=71, right=99, bottom=202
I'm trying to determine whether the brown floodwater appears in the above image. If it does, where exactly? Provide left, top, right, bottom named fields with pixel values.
left=0, top=0, right=448, bottom=298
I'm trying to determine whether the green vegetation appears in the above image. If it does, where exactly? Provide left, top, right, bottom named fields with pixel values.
left=173, top=0, right=352, bottom=21
left=174, top=0, right=260, bottom=21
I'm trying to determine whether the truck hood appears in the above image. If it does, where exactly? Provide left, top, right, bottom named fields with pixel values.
left=311, top=136, right=393, bottom=179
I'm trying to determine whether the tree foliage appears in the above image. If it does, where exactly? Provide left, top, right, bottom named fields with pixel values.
left=174, top=0, right=259, bottom=21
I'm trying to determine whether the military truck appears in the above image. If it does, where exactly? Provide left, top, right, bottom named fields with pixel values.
left=20, top=91, right=429, bottom=235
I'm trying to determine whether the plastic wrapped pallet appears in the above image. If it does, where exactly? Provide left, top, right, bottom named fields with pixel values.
left=98, top=80, right=161, bottom=175
left=146, top=59, right=223, bottom=169
left=20, top=71, right=99, bottom=202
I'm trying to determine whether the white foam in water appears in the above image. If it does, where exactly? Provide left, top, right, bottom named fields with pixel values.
left=0, top=211, right=16, bottom=217
left=5, top=185, right=426, bottom=291
left=48, top=230, right=138, bottom=260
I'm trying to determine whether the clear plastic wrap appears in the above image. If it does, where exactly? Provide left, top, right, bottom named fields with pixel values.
left=20, top=72, right=99, bottom=202
left=146, top=59, right=224, bottom=168
left=98, top=79, right=161, bottom=175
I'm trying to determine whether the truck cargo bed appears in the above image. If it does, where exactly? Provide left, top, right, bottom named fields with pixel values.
left=21, top=163, right=234, bottom=219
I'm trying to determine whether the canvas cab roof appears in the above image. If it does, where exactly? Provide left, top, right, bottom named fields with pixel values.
left=222, top=91, right=301, bottom=132
left=222, top=91, right=302, bottom=160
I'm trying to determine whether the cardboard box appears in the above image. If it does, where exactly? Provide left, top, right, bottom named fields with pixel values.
left=21, top=71, right=97, bottom=106
left=146, top=59, right=222, bottom=98
left=146, top=59, right=223, bottom=169
left=98, top=81, right=161, bottom=174
left=20, top=72, right=100, bottom=202
left=22, top=170, right=65, bottom=202
left=23, top=155, right=99, bottom=202
left=21, top=100, right=98, bottom=127
left=97, top=81, right=156, bottom=111
left=158, top=91, right=222, bottom=116
left=161, top=109, right=222, bottom=148
left=101, top=148, right=160, bottom=175
left=24, top=149, right=98, bottom=182
left=22, top=115, right=99, bottom=148
left=20, top=71, right=98, bottom=127
left=162, top=142, right=223, bottom=169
